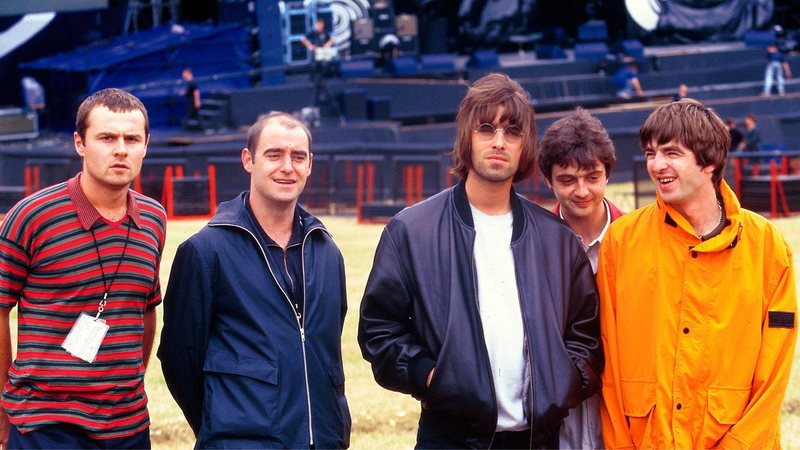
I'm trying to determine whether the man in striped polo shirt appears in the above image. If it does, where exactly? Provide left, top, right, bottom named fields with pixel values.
left=0, top=88, right=166, bottom=449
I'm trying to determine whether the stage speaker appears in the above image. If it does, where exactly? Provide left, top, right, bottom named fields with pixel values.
left=351, top=18, right=375, bottom=56
left=286, top=37, right=309, bottom=64
left=371, top=0, right=396, bottom=32
left=354, top=17, right=374, bottom=40
left=339, top=88, right=367, bottom=121
left=282, top=1, right=308, bottom=35
left=396, top=14, right=417, bottom=36
left=467, top=49, right=499, bottom=68
left=396, top=14, right=418, bottom=54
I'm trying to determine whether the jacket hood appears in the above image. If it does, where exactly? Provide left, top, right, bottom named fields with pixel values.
left=209, top=192, right=327, bottom=235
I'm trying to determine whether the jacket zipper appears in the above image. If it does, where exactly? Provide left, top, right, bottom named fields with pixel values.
left=214, top=223, right=324, bottom=447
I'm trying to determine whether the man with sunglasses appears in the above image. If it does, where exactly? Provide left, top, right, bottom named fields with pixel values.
left=358, top=73, right=603, bottom=448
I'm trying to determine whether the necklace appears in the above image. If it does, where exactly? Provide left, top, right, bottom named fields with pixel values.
left=698, top=200, right=723, bottom=238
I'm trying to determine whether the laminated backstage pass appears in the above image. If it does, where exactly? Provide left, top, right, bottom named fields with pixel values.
left=61, top=312, right=109, bottom=363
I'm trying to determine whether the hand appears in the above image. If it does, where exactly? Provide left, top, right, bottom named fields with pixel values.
left=0, top=410, right=9, bottom=450
left=426, top=367, right=435, bottom=387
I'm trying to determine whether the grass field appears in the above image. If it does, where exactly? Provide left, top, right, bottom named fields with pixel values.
left=6, top=187, right=797, bottom=449
left=142, top=191, right=800, bottom=449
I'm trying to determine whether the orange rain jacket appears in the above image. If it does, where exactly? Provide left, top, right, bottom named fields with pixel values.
left=597, top=180, right=797, bottom=449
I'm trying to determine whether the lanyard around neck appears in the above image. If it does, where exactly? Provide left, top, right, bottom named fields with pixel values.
left=89, top=220, right=132, bottom=319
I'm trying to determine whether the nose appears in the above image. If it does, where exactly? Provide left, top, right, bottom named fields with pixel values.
left=113, top=137, right=128, bottom=156
left=490, top=128, right=507, bottom=147
left=575, top=179, right=589, bottom=197
left=279, top=154, right=293, bottom=171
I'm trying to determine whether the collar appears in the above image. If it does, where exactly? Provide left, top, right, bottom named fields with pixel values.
left=453, top=179, right=525, bottom=242
left=244, top=193, right=304, bottom=247
left=558, top=198, right=612, bottom=247
left=67, top=173, right=142, bottom=231
left=656, top=180, right=741, bottom=251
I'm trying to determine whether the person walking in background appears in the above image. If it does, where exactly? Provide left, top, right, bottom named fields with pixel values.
left=763, top=43, right=792, bottom=96
left=0, top=88, right=166, bottom=449
left=613, top=60, right=645, bottom=99
left=358, top=73, right=603, bottom=448
left=726, top=118, right=743, bottom=152
left=158, top=112, right=351, bottom=449
left=598, top=99, right=797, bottom=448
left=741, top=113, right=761, bottom=152
left=538, top=107, right=623, bottom=449
left=182, top=68, right=201, bottom=130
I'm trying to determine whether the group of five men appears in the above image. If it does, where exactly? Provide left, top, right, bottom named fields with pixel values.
left=0, top=72, right=795, bottom=449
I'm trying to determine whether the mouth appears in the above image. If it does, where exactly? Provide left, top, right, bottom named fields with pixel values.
left=110, top=164, right=129, bottom=170
left=657, top=177, right=676, bottom=185
left=273, top=179, right=296, bottom=185
left=573, top=200, right=593, bottom=208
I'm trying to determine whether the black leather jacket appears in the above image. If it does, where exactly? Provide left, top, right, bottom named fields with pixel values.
left=358, top=181, right=603, bottom=447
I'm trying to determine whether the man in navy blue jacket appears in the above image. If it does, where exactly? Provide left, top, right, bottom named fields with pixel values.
left=158, top=112, right=350, bottom=449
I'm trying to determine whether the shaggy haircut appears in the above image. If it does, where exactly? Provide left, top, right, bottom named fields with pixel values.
left=451, top=73, right=537, bottom=183
left=246, top=111, right=312, bottom=159
left=538, top=107, right=616, bottom=182
left=639, top=98, right=730, bottom=189
left=76, top=88, right=149, bottom=141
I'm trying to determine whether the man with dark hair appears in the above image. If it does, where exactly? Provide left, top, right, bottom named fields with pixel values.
left=158, top=112, right=351, bottom=449
left=538, top=108, right=623, bottom=448
left=598, top=98, right=797, bottom=448
left=0, top=88, right=166, bottom=449
left=358, top=73, right=603, bottom=448
left=538, top=108, right=624, bottom=272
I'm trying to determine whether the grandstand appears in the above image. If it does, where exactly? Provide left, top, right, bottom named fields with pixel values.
left=1, top=0, right=799, bottom=218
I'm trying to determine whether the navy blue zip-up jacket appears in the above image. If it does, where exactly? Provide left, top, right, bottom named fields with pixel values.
left=358, top=181, right=602, bottom=448
left=158, top=193, right=350, bottom=449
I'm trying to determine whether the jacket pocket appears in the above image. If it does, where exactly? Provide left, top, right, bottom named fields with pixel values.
left=620, top=380, right=656, bottom=417
left=329, top=362, right=351, bottom=448
left=201, top=353, right=279, bottom=438
left=707, top=386, right=751, bottom=425
left=620, top=379, right=657, bottom=448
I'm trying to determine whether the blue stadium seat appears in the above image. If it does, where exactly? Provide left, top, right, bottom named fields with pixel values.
left=744, top=30, right=776, bottom=48
left=467, top=49, right=499, bottom=68
left=339, top=59, right=376, bottom=79
left=577, top=20, right=608, bottom=42
left=574, top=42, right=609, bottom=61
left=619, top=39, right=644, bottom=60
left=536, top=44, right=567, bottom=60
left=387, top=56, right=418, bottom=76
left=420, top=53, right=457, bottom=73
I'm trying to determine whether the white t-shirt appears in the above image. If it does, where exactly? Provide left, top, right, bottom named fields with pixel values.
left=470, top=205, right=528, bottom=431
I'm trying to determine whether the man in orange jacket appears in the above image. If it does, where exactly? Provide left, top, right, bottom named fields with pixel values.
left=597, top=98, right=797, bottom=448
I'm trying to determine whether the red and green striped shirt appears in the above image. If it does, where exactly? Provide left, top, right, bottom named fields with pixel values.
left=0, top=173, right=166, bottom=439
